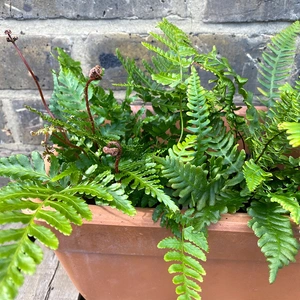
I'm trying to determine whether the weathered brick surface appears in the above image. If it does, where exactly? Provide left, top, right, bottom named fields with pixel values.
left=191, top=33, right=267, bottom=93
left=0, top=177, right=9, bottom=187
left=0, top=100, right=14, bottom=144
left=3, top=31, right=298, bottom=95
left=85, top=33, right=156, bottom=89
left=89, top=32, right=277, bottom=94
left=0, top=35, right=72, bottom=90
left=11, top=100, right=45, bottom=145
left=204, top=0, right=300, bottom=23
left=1, top=0, right=188, bottom=20
left=192, top=33, right=300, bottom=97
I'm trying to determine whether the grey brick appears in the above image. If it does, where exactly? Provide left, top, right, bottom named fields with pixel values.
left=0, top=100, right=14, bottom=144
left=2, top=0, right=188, bottom=20
left=11, top=100, right=45, bottom=145
left=204, top=0, right=300, bottom=23
left=0, top=177, right=10, bottom=187
left=0, top=34, right=72, bottom=90
left=191, top=33, right=268, bottom=93
left=84, top=31, right=300, bottom=96
left=85, top=33, right=155, bottom=89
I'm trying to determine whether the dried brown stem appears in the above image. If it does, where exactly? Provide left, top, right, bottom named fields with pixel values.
left=84, top=65, right=103, bottom=134
left=5, top=30, right=55, bottom=119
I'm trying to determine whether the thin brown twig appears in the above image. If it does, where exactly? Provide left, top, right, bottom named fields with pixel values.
left=5, top=29, right=55, bottom=119
left=84, top=65, right=103, bottom=134
left=5, top=29, right=83, bottom=152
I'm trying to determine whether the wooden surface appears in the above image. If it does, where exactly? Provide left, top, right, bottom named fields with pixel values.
left=1, top=224, right=79, bottom=300
left=16, top=244, right=79, bottom=300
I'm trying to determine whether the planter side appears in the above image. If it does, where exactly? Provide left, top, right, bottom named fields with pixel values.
left=54, top=205, right=300, bottom=300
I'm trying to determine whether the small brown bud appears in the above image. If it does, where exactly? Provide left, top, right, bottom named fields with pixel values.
left=5, top=29, right=18, bottom=43
left=103, top=146, right=120, bottom=157
left=88, top=65, right=103, bottom=80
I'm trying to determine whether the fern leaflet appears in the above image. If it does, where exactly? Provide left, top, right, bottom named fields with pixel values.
left=243, top=159, right=273, bottom=192
left=278, top=122, right=300, bottom=147
left=248, top=201, right=299, bottom=283
left=158, top=226, right=208, bottom=299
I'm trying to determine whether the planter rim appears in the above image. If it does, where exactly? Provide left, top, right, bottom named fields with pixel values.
left=85, top=205, right=300, bottom=237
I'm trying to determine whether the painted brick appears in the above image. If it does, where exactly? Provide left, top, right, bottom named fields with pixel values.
left=1, top=0, right=188, bottom=20
left=204, top=0, right=300, bottom=23
left=11, top=100, right=45, bottom=145
left=0, top=34, right=72, bottom=90
left=0, top=100, right=14, bottom=144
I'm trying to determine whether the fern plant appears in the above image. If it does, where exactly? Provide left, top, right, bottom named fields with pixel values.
left=1, top=19, right=300, bottom=299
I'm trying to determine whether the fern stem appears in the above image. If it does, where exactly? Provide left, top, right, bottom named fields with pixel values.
left=179, top=98, right=184, bottom=144
left=178, top=64, right=184, bottom=144
left=84, top=78, right=97, bottom=134
left=255, top=131, right=284, bottom=163
left=5, top=30, right=56, bottom=120
left=84, top=65, right=103, bottom=135
left=52, top=133, right=87, bottom=156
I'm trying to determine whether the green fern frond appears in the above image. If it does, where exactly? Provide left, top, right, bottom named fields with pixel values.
left=156, top=18, right=192, bottom=49
left=50, top=68, right=85, bottom=118
left=53, top=47, right=84, bottom=79
left=157, top=155, right=208, bottom=208
left=171, top=135, right=197, bottom=163
left=25, top=106, right=107, bottom=147
left=191, top=201, right=232, bottom=231
left=47, top=193, right=92, bottom=220
left=208, top=128, right=246, bottom=179
left=96, top=182, right=136, bottom=216
left=278, top=121, right=300, bottom=147
left=158, top=226, right=208, bottom=300
left=243, top=159, right=273, bottom=192
left=116, top=49, right=155, bottom=89
left=186, top=66, right=212, bottom=157
left=142, top=18, right=194, bottom=72
left=0, top=231, right=44, bottom=300
left=141, top=42, right=181, bottom=66
left=0, top=180, right=98, bottom=299
left=248, top=201, right=299, bottom=283
left=152, top=72, right=182, bottom=87
left=118, top=161, right=178, bottom=212
left=62, top=183, right=114, bottom=201
left=0, top=205, right=60, bottom=299
left=50, top=163, right=81, bottom=183
left=152, top=54, right=176, bottom=74
left=0, top=183, right=53, bottom=203
left=270, top=193, right=300, bottom=224
left=0, top=152, right=48, bottom=181
left=46, top=200, right=83, bottom=225
left=257, top=21, right=300, bottom=106
left=35, top=209, right=72, bottom=235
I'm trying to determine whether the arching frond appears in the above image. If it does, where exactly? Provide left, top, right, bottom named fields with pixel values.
left=257, top=21, right=300, bottom=106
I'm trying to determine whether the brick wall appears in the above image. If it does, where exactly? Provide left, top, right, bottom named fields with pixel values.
left=0, top=0, right=300, bottom=184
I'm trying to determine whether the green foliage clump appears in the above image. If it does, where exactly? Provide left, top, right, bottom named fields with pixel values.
left=1, top=18, right=300, bottom=299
